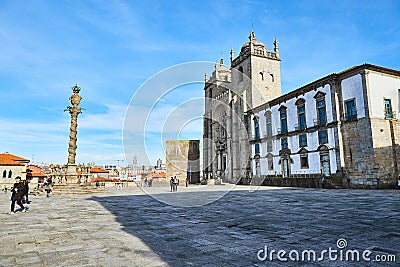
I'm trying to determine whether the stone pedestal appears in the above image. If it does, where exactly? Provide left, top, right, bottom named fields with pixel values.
left=65, top=164, right=79, bottom=184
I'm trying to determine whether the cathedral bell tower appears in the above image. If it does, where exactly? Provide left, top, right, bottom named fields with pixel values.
left=231, top=30, right=282, bottom=110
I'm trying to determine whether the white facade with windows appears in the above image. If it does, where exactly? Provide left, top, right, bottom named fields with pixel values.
left=204, top=32, right=400, bottom=188
left=250, top=83, right=339, bottom=179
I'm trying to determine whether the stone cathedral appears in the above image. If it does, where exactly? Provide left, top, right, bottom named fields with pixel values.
left=203, top=31, right=400, bottom=189
left=203, top=31, right=282, bottom=184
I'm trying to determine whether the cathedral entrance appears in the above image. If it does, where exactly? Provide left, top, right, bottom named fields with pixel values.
left=215, top=113, right=228, bottom=180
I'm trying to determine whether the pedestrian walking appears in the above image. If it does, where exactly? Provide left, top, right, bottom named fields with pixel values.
left=10, top=176, right=27, bottom=214
left=185, top=177, right=189, bottom=187
left=22, top=180, right=30, bottom=204
left=173, top=176, right=179, bottom=192
left=170, top=177, right=174, bottom=192
left=45, top=185, right=52, bottom=197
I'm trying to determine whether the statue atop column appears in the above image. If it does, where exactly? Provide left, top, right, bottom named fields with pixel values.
left=64, top=84, right=84, bottom=183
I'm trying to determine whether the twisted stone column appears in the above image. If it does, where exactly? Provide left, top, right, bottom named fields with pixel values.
left=64, top=84, right=84, bottom=183
left=65, top=84, right=83, bottom=164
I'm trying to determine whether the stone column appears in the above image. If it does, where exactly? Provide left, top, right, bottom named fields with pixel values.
left=64, top=84, right=84, bottom=184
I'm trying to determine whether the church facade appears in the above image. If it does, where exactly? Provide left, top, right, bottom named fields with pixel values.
left=203, top=31, right=400, bottom=188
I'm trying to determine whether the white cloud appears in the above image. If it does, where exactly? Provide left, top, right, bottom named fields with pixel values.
left=80, top=103, right=127, bottom=131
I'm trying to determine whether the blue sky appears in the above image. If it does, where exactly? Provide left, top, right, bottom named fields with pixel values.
left=0, top=0, right=399, bottom=166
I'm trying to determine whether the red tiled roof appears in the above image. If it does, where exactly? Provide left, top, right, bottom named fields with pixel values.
left=91, top=177, right=112, bottom=182
left=0, top=153, right=29, bottom=162
left=90, top=167, right=109, bottom=173
left=26, top=172, right=47, bottom=177
left=28, top=165, right=42, bottom=172
left=0, top=158, right=24, bottom=166
left=147, top=172, right=166, bottom=179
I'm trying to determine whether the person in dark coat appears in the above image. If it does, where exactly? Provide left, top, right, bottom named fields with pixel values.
left=170, top=177, right=174, bottom=192
left=45, top=186, right=52, bottom=197
left=22, top=180, right=30, bottom=204
left=10, top=176, right=27, bottom=214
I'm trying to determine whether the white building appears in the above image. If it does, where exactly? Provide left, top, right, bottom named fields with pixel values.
left=203, top=31, right=400, bottom=188
left=0, top=153, right=30, bottom=188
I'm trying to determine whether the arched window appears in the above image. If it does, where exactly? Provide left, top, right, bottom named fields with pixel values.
left=238, top=66, right=244, bottom=82
left=219, top=113, right=227, bottom=139
left=2, top=170, right=6, bottom=178
left=270, top=74, right=274, bottom=82
left=8, top=170, right=12, bottom=178
left=259, top=72, right=264, bottom=81
left=298, top=148, right=309, bottom=169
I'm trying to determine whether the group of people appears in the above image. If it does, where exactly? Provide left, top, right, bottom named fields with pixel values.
left=7, top=176, right=54, bottom=214
left=143, top=177, right=153, bottom=187
left=9, top=176, right=30, bottom=214
left=170, top=176, right=179, bottom=192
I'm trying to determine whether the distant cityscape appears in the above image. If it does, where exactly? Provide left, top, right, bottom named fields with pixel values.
left=0, top=152, right=167, bottom=189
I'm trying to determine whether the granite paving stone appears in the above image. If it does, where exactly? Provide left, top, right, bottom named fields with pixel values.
left=0, top=185, right=399, bottom=266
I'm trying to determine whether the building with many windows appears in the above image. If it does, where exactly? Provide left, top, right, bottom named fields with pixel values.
left=203, top=31, right=400, bottom=188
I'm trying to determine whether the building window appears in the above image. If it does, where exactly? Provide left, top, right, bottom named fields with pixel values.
left=259, top=72, right=264, bottom=81
left=2, top=170, right=6, bottom=178
left=238, top=66, right=244, bottom=82
left=297, top=106, right=306, bottom=130
left=280, top=107, right=288, bottom=134
left=281, top=137, right=288, bottom=149
left=299, top=134, right=307, bottom=147
left=300, top=154, right=309, bottom=168
left=316, top=98, right=327, bottom=125
left=8, top=170, right=12, bottom=178
left=266, top=113, right=272, bottom=137
left=384, top=99, right=393, bottom=118
left=345, top=99, right=357, bottom=121
left=267, top=155, right=274, bottom=170
left=255, top=144, right=260, bottom=154
left=398, top=90, right=400, bottom=114
left=266, top=140, right=273, bottom=152
left=270, top=74, right=274, bottom=82
left=254, top=120, right=260, bottom=139
left=318, top=130, right=328, bottom=144
left=296, top=98, right=306, bottom=130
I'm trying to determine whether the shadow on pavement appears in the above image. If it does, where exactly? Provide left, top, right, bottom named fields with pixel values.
left=89, top=188, right=400, bottom=266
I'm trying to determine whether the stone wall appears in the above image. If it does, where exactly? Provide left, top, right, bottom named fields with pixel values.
left=370, top=118, right=400, bottom=186
left=166, top=140, right=200, bottom=184
left=340, top=118, right=377, bottom=181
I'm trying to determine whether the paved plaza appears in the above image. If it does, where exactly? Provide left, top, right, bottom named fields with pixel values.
left=0, top=185, right=399, bottom=266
